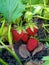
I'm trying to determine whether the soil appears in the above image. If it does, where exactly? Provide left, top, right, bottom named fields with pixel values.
left=0, top=40, right=49, bottom=65
left=0, top=18, right=49, bottom=65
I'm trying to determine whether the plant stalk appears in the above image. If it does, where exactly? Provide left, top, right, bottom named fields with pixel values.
left=8, top=24, right=14, bottom=51
left=0, top=20, right=5, bottom=36
left=0, top=40, right=22, bottom=65
left=0, top=58, right=8, bottom=65
left=33, top=15, right=49, bottom=20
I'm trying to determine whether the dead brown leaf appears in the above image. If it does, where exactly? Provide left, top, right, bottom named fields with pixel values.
left=19, top=44, right=30, bottom=58
left=32, top=44, right=44, bottom=56
left=24, top=60, right=43, bottom=65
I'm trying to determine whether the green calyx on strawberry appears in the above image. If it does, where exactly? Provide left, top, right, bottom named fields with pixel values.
left=27, top=38, right=38, bottom=52
left=26, top=22, right=38, bottom=36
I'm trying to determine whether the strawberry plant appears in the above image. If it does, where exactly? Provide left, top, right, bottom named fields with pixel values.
left=0, top=0, right=25, bottom=65
left=0, top=0, right=49, bottom=65
left=42, top=56, right=49, bottom=65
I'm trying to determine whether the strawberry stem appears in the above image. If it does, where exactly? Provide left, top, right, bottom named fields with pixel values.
left=43, top=0, right=46, bottom=7
left=8, top=24, right=12, bottom=45
left=29, top=0, right=32, bottom=11
left=0, top=58, right=8, bottom=65
left=33, top=15, right=49, bottom=20
left=0, top=19, right=5, bottom=36
left=17, top=17, right=23, bottom=33
left=42, top=24, right=49, bottom=33
left=43, top=26, right=49, bottom=33
left=20, top=17, right=23, bottom=27
left=8, top=24, right=15, bottom=51
left=42, top=24, right=49, bottom=27
left=0, top=40, right=22, bottom=65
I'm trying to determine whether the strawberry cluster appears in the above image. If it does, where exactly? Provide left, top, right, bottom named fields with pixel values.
left=11, top=11, right=39, bottom=52
left=11, top=29, right=28, bottom=42
left=11, top=23, right=39, bottom=52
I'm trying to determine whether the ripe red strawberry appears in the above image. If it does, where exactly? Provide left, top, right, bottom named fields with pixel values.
left=26, top=27, right=34, bottom=36
left=27, top=38, right=38, bottom=52
left=34, top=27, right=38, bottom=34
left=21, top=32, right=28, bottom=42
left=26, top=27, right=38, bottom=36
left=11, top=29, right=21, bottom=42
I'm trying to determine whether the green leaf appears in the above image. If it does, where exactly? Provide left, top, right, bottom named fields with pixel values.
left=44, top=7, right=49, bottom=18
left=0, top=48, right=2, bottom=52
left=39, top=37, right=49, bottom=42
left=32, top=6, right=43, bottom=15
left=42, top=61, right=49, bottom=65
left=42, top=56, right=49, bottom=61
left=46, top=42, right=49, bottom=48
left=0, top=0, right=25, bottom=23
left=22, top=0, right=44, bottom=4
left=31, top=0, right=44, bottom=4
